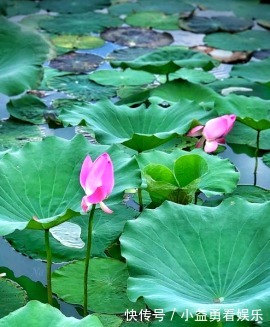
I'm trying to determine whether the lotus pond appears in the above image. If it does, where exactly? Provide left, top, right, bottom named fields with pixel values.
left=1, top=0, right=270, bottom=326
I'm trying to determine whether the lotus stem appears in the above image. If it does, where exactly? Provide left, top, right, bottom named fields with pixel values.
left=45, top=229, right=53, bottom=305
left=253, top=130, right=260, bottom=186
left=138, top=187, right=143, bottom=212
left=84, top=204, right=96, bottom=317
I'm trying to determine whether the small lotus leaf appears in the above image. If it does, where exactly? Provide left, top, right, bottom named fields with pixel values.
left=0, top=300, right=103, bottom=326
left=169, top=68, right=216, bottom=84
left=52, top=258, right=145, bottom=314
left=120, top=198, right=270, bottom=321
left=6, top=0, right=38, bottom=17
left=126, top=12, right=179, bottom=30
left=179, top=16, right=253, bottom=34
left=204, top=30, right=270, bottom=51
left=51, top=35, right=105, bottom=50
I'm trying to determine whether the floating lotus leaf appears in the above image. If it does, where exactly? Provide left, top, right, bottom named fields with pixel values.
left=0, top=119, right=44, bottom=151
left=226, top=121, right=270, bottom=150
left=208, top=77, right=270, bottom=100
left=263, top=152, right=270, bottom=167
left=58, top=99, right=213, bottom=152
left=204, top=30, right=270, bottom=51
left=51, top=35, right=105, bottom=50
left=0, top=278, right=27, bottom=318
left=169, top=68, right=216, bottom=84
left=93, top=314, right=122, bottom=327
left=179, top=16, right=253, bottom=34
left=0, top=136, right=141, bottom=236
left=6, top=204, right=137, bottom=262
left=7, top=95, right=48, bottom=124
left=107, top=48, right=154, bottom=62
left=39, top=12, right=122, bottom=35
left=89, top=68, right=155, bottom=86
left=230, top=57, right=270, bottom=83
left=137, top=149, right=239, bottom=199
left=120, top=198, right=270, bottom=321
left=6, top=0, right=39, bottom=17
left=0, top=17, right=50, bottom=96
left=108, top=2, right=144, bottom=16
left=49, top=52, right=103, bottom=73
left=111, top=46, right=217, bottom=74
left=20, top=13, right=52, bottom=29
left=0, top=300, right=103, bottom=326
left=125, top=12, right=179, bottom=30
left=52, top=258, right=145, bottom=314
left=136, top=0, right=195, bottom=15
left=101, top=27, right=173, bottom=48
left=47, top=75, right=117, bottom=101
left=257, top=19, right=270, bottom=30
left=214, top=94, right=270, bottom=131
left=39, top=0, right=110, bottom=14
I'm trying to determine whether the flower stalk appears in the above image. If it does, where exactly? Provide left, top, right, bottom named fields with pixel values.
left=45, top=229, right=53, bottom=305
left=253, top=130, right=260, bottom=186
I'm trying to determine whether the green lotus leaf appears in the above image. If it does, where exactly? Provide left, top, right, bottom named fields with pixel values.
left=214, top=94, right=270, bottom=131
left=137, top=0, right=195, bottom=15
left=257, top=19, right=270, bottom=30
left=47, top=75, right=117, bottom=101
left=230, top=57, right=270, bottom=83
left=6, top=95, right=48, bottom=124
left=120, top=198, right=270, bottom=321
left=204, top=30, right=270, bottom=51
left=137, top=149, right=239, bottom=198
left=179, top=16, right=253, bottom=34
left=0, top=300, right=103, bottom=326
left=6, top=0, right=39, bottom=17
left=108, top=2, right=142, bottom=16
left=169, top=68, right=216, bottom=84
left=93, top=314, right=122, bottom=327
left=263, top=152, right=270, bottom=167
left=20, top=13, right=52, bottom=29
left=143, top=154, right=209, bottom=205
left=52, top=258, right=145, bottom=314
left=107, top=48, right=154, bottom=62
left=89, top=68, right=155, bottom=86
left=39, top=12, right=122, bottom=35
left=39, top=0, right=110, bottom=13
left=208, top=77, right=270, bottom=100
left=226, top=121, right=270, bottom=150
left=0, top=119, right=44, bottom=151
left=230, top=185, right=270, bottom=203
left=51, top=35, right=105, bottom=50
left=0, top=278, right=27, bottom=318
left=58, top=99, right=213, bottom=152
left=111, top=46, right=217, bottom=75
left=0, top=17, right=50, bottom=96
left=0, top=135, right=141, bottom=236
left=6, top=204, right=138, bottom=262
left=126, top=12, right=179, bottom=30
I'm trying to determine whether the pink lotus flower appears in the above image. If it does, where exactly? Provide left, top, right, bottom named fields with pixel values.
left=187, top=114, right=236, bottom=153
left=80, top=153, right=114, bottom=214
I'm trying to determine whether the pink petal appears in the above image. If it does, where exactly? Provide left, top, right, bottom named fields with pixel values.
left=100, top=153, right=114, bottom=195
left=224, top=114, right=236, bottom=134
left=187, top=125, right=204, bottom=137
left=81, top=196, right=90, bottom=212
left=203, top=117, right=229, bottom=140
left=204, top=140, right=219, bottom=153
left=86, top=186, right=107, bottom=204
left=80, top=155, right=93, bottom=190
left=195, top=136, right=205, bottom=149
left=100, top=201, right=113, bottom=214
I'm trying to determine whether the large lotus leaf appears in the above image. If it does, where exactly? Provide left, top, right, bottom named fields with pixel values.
left=136, top=0, right=195, bottom=15
left=208, top=77, right=270, bottom=100
left=39, top=0, right=110, bottom=14
left=93, top=314, right=122, bottom=327
left=108, top=2, right=142, bottom=16
left=89, top=68, right=155, bottom=87
left=47, top=75, right=117, bottom=101
left=51, top=35, right=105, bottom=50
left=52, top=258, right=145, bottom=314
left=230, top=57, right=270, bottom=83
left=0, top=119, right=43, bottom=151
left=179, top=16, right=253, bottom=34
left=0, top=278, right=27, bottom=318
left=111, top=46, right=217, bottom=75
left=39, top=12, right=122, bottom=35
left=6, top=204, right=137, bottom=263
left=263, top=152, right=270, bottom=167
left=120, top=198, right=270, bottom=321
left=137, top=149, right=239, bottom=197
left=0, top=17, right=50, bottom=96
left=226, top=121, right=270, bottom=150
left=204, top=30, right=270, bottom=51
left=6, top=95, right=48, bottom=124
left=125, top=12, right=179, bottom=30
left=214, top=94, right=270, bottom=131
left=0, top=135, right=141, bottom=236
left=169, top=68, right=216, bottom=84
left=0, top=300, right=103, bottom=326
left=58, top=99, right=213, bottom=152
left=6, top=0, right=39, bottom=17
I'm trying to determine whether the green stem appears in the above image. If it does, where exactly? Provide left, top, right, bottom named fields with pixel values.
left=84, top=204, right=96, bottom=317
left=45, top=229, right=53, bottom=305
left=138, top=187, right=143, bottom=212
left=253, top=130, right=260, bottom=186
